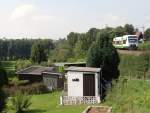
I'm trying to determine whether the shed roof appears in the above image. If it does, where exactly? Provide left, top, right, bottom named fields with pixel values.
left=16, top=66, right=55, bottom=75
left=65, top=66, right=101, bottom=73
left=54, top=62, right=86, bottom=67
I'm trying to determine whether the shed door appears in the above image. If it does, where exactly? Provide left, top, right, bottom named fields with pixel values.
left=83, top=74, right=95, bottom=96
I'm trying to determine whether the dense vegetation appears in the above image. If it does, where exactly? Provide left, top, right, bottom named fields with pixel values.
left=0, top=39, right=54, bottom=60
left=105, top=79, right=150, bottom=113
left=1, top=23, right=149, bottom=63
left=0, top=23, right=150, bottom=113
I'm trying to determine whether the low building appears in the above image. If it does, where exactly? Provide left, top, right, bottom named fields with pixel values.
left=16, top=66, right=64, bottom=90
left=16, top=66, right=55, bottom=83
left=61, top=66, right=101, bottom=105
left=42, top=72, right=64, bottom=90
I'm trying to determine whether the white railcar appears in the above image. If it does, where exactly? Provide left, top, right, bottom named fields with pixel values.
left=113, top=35, right=138, bottom=50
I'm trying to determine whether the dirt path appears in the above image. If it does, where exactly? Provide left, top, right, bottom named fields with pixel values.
left=117, top=50, right=144, bottom=56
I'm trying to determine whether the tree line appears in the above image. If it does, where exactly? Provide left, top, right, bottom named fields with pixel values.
left=1, top=24, right=150, bottom=63
left=0, top=39, right=54, bottom=60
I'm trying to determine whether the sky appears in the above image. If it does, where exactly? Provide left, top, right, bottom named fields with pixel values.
left=0, top=0, right=150, bottom=39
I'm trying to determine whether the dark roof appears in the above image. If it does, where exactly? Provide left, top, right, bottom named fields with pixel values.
left=54, top=62, right=86, bottom=67
left=65, top=66, right=101, bottom=73
left=42, top=72, right=63, bottom=76
left=16, top=66, right=55, bottom=75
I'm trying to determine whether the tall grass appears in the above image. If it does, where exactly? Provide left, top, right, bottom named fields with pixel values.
left=138, top=41, right=150, bottom=50
left=119, top=53, right=150, bottom=79
left=105, top=79, right=150, bottom=113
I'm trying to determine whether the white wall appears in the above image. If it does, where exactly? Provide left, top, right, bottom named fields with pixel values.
left=67, top=71, right=83, bottom=96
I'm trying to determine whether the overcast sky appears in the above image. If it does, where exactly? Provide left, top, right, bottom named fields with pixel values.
left=0, top=0, right=150, bottom=39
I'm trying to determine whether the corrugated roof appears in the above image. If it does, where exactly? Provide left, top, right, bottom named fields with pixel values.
left=65, top=66, right=101, bottom=73
left=16, top=66, right=55, bottom=75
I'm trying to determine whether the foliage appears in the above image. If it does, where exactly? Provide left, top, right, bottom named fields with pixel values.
left=114, top=26, right=125, bottom=37
left=0, top=39, right=54, bottom=60
left=11, top=91, right=32, bottom=113
left=124, top=24, right=135, bottom=35
left=87, top=31, right=120, bottom=80
left=4, top=83, right=49, bottom=96
left=0, top=89, right=6, bottom=112
left=0, top=67, right=8, bottom=88
left=31, top=42, right=47, bottom=64
left=105, top=78, right=150, bottom=113
left=144, top=28, right=150, bottom=40
left=49, top=39, right=72, bottom=62
left=15, top=60, right=32, bottom=71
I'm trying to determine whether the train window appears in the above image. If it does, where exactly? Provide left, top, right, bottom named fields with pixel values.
left=123, top=40, right=126, bottom=44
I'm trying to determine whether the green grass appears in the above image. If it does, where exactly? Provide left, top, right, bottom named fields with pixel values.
left=139, top=41, right=150, bottom=50
left=7, top=92, right=88, bottom=113
left=105, top=79, right=150, bottom=113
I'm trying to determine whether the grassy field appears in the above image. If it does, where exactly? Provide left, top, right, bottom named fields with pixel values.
left=139, top=41, right=150, bottom=50
left=105, top=79, right=150, bottom=113
left=7, top=91, right=88, bottom=113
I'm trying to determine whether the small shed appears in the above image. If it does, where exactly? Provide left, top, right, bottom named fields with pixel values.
left=42, top=72, right=64, bottom=90
left=16, top=66, right=55, bottom=83
left=61, top=66, right=101, bottom=105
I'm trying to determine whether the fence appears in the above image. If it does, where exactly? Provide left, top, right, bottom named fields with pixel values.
left=60, top=96, right=98, bottom=105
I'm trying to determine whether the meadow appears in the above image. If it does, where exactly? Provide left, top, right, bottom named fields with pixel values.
left=7, top=92, right=88, bottom=113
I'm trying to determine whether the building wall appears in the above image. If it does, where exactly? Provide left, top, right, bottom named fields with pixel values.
left=67, top=71, right=100, bottom=97
left=68, top=71, right=83, bottom=96
left=18, top=74, right=43, bottom=83
left=43, top=76, right=58, bottom=90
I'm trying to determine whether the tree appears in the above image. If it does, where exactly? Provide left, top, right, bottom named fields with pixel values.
left=74, top=39, right=86, bottom=59
left=124, top=24, right=135, bottom=35
left=144, top=28, right=150, bottom=40
left=0, top=67, right=8, bottom=112
left=67, top=32, right=79, bottom=48
left=31, top=42, right=47, bottom=64
left=115, top=26, right=125, bottom=37
left=87, top=30, right=120, bottom=99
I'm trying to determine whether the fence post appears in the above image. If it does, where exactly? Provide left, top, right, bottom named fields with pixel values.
left=60, top=96, right=63, bottom=105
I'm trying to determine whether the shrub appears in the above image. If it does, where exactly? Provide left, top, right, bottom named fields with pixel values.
left=4, top=83, right=49, bottom=96
left=0, top=68, right=8, bottom=87
left=15, top=60, right=32, bottom=71
left=0, top=89, right=6, bottom=112
left=11, top=91, right=31, bottom=113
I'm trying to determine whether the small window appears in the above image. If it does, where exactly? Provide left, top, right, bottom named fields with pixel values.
left=123, top=40, right=126, bottom=44
left=72, top=78, right=79, bottom=82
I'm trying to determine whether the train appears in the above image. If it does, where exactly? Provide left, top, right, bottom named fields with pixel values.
left=113, top=35, right=139, bottom=50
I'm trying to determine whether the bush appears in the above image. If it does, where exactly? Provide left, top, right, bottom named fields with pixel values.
left=11, top=91, right=31, bottom=113
left=0, top=89, right=6, bottom=112
left=15, top=60, right=32, bottom=71
left=0, top=68, right=8, bottom=87
left=4, top=83, right=49, bottom=96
